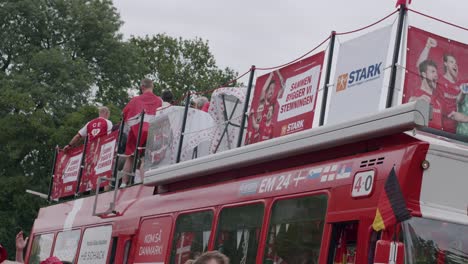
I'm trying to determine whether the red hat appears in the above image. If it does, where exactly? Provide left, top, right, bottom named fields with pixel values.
left=0, top=244, right=7, bottom=263
left=40, top=256, right=63, bottom=264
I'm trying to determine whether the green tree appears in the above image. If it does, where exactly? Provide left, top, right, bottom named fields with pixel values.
left=0, top=0, right=142, bottom=257
left=130, top=34, right=238, bottom=101
left=0, top=0, right=236, bottom=258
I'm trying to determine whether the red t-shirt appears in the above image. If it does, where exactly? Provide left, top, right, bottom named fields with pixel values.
left=123, top=92, right=162, bottom=155
left=262, top=123, right=273, bottom=140
left=436, top=78, right=460, bottom=133
left=79, top=117, right=112, bottom=141
left=410, top=89, right=443, bottom=130
left=86, top=118, right=109, bottom=141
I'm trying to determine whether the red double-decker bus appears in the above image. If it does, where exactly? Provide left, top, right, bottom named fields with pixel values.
left=25, top=101, right=468, bottom=264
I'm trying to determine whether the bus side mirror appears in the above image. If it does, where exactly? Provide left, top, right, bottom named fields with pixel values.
left=374, top=240, right=404, bottom=264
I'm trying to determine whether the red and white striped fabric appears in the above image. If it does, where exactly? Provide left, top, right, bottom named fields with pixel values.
left=123, top=92, right=162, bottom=155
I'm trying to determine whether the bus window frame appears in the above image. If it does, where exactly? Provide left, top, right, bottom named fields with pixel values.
left=326, top=221, right=359, bottom=264
left=213, top=200, right=267, bottom=264
left=326, top=214, right=375, bottom=263
left=76, top=224, right=113, bottom=264
left=28, top=231, right=56, bottom=264
left=261, top=191, right=330, bottom=264
left=53, top=228, right=82, bottom=263
left=169, top=208, right=215, bottom=264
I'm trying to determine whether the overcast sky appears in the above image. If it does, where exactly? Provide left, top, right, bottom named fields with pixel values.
left=112, top=0, right=467, bottom=83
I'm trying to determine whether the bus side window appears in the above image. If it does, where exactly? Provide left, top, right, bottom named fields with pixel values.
left=29, top=233, right=55, bottom=264
left=52, top=229, right=81, bottom=263
left=76, top=225, right=112, bottom=264
left=327, top=222, right=358, bottom=264
left=214, top=203, right=264, bottom=264
left=170, top=211, right=213, bottom=264
left=263, top=195, right=327, bottom=264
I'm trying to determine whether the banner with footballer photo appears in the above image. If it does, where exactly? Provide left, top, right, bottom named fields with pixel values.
left=403, top=26, right=468, bottom=137
left=327, top=25, right=392, bottom=125
left=245, top=51, right=325, bottom=145
left=79, top=131, right=118, bottom=193
left=51, top=146, right=84, bottom=200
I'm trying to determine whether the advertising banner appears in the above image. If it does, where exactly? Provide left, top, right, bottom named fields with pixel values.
left=51, top=146, right=84, bottom=200
left=133, top=216, right=172, bottom=264
left=403, top=26, right=468, bottom=136
left=77, top=225, right=112, bottom=264
left=327, top=25, right=392, bottom=125
left=245, top=52, right=325, bottom=145
left=79, top=131, right=118, bottom=193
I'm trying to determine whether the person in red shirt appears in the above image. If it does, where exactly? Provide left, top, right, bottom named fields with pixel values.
left=261, top=104, right=275, bottom=140
left=436, top=53, right=462, bottom=133
left=409, top=59, right=443, bottom=129
left=417, top=37, right=466, bottom=133
left=64, top=106, right=112, bottom=151
left=120, top=78, right=162, bottom=187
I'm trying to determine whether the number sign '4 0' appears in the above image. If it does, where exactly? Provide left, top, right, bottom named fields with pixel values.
left=352, top=170, right=375, bottom=197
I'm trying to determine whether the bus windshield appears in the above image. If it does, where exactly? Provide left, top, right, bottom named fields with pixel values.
left=402, top=217, right=468, bottom=264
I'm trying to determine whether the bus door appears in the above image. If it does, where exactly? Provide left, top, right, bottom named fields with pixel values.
left=327, top=222, right=358, bottom=264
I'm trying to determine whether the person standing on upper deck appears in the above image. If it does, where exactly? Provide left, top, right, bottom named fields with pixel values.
left=120, top=78, right=162, bottom=187
left=63, top=106, right=112, bottom=151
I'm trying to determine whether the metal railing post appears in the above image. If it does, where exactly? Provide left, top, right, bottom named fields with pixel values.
left=237, top=66, right=256, bottom=147
left=319, top=31, right=336, bottom=126
left=386, top=5, right=407, bottom=108
left=176, top=90, right=191, bottom=163
left=47, top=146, right=59, bottom=202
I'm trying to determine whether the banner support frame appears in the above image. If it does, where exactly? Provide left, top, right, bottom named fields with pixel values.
left=47, top=146, right=59, bottom=202
left=319, top=31, right=336, bottom=126
left=131, top=111, right=145, bottom=184
left=111, top=116, right=126, bottom=189
left=176, top=89, right=192, bottom=163
left=237, top=65, right=256, bottom=147
left=386, top=5, right=407, bottom=108
left=75, top=136, right=89, bottom=196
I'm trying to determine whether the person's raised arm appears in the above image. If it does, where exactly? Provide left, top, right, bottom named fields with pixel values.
left=276, top=70, right=285, bottom=87
left=15, top=231, right=28, bottom=263
left=261, top=72, right=275, bottom=96
left=417, top=37, right=437, bottom=69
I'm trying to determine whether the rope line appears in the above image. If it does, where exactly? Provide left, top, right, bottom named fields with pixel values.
left=407, top=8, right=468, bottom=32
left=191, top=68, right=252, bottom=96
left=336, top=9, right=399, bottom=36
left=256, top=35, right=331, bottom=71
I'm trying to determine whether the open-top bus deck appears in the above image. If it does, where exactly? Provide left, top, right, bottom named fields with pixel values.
left=26, top=101, right=468, bottom=264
